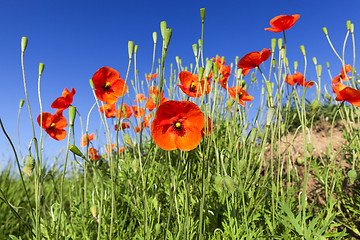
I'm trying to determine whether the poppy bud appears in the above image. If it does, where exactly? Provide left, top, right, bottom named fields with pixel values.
left=164, top=28, right=172, bottom=49
left=348, top=169, right=357, bottom=185
left=175, top=56, right=180, bottom=65
left=200, top=8, right=205, bottom=23
left=70, top=145, right=85, bottom=158
left=296, top=157, right=304, bottom=166
left=322, top=27, right=328, bottom=36
left=39, top=63, right=45, bottom=75
left=294, top=61, right=298, bottom=72
left=236, top=158, right=245, bottom=172
left=307, top=143, right=314, bottom=154
left=300, top=45, right=306, bottom=56
left=204, top=60, right=212, bottom=78
left=21, top=37, right=28, bottom=53
left=236, top=68, right=242, bottom=79
left=351, top=24, right=354, bottom=34
left=277, top=38, right=283, bottom=49
left=346, top=20, right=351, bottom=31
left=312, top=57, right=317, bottom=65
left=152, top=32, right=157, bottom=44
left=23, top=155, right=35, bottom=176
left=214, top=175, right=223, bottom=194
left=223, top=175, right=235, bottom=194
left=266, top=81, right=273, bottom=98
left=160, top=21, right=167, bottom=39
left=317, top=65, right=322, bottom=76
left=69, top=106, right=76, bottom=127
left=266, top=107, right=275, bottom=126
left=132, top=158, right=139, bottom=173
left=326, top=62, right=330, bottom=69
left=128, top=41, right=134, bottom=60
left=248, top=128, right=257, bottom=143
left=192, top=44, right=198, bottom=57
left=212, top=62, right=218, bottom=77
left=19, top=99, right=24, bottom=109
left=198, top=39, right=202, bottom=49
left=271, top=38, right=276, bottom=52
left=134, top=45, right=138, bottom=54
left=124, top=134, right=134, bottom=148
left=226, top=98, right=233, bottom=112
left=90, top=205, right=97, bottom=218
left=272, top=59, right=276, bottom=69
left=284, top=57, right=288, bottom=67
left=198, top=67, right=204, bottom=82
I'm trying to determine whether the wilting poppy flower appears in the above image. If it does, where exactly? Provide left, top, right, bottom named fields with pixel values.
left=228, top=86, right=254, bottom=106
left=237, top=48, right=271, bottom=76
left=265, top=14, right=300, bottom=32
left=119, top=147, right=126, bottom=153
left=146, top=72, right=158, bottom=80
left=115, top=122, right=130, bottom=131
left=132, top=106, right=145, bottom=118
left=151, top=100, right=205, bottom=151
left=178, top=71, right=211, bottom=97
left=135, top=126, right=143, bottom=133
left=145, top=86, right=167, bottom=111
left=51, top=88, right=76, bottom=110
left=116, top=103, right=132, bottom=119
left=99, top=103, right=117, bottom=118
left=88, top=147, right=101, bottom=161
left=37, top=110, right=67, bottom=141
left=92, top=67, right=128, bottom=104
left=135, top=93, right=148, bottom=102
left=285, top=72, right=313, bottom=87
left=80, top=133, right=94, bottom=147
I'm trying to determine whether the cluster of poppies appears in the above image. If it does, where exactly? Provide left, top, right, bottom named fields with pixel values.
left=37, top=88, right=76, bottom=141
left=38, top=14, right=360, bottom=155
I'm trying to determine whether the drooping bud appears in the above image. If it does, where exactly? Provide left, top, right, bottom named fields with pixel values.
left=192, top=44, right=198, bottom=57
left=271, top=38, right=276, bottom=52
left=266, top=107, right=275, bottom=126
left=300, top=45, right=306, bottom=56
left=124, top=134, right=134, bottom=148
left=23, top=156, right=35, bottom=176
left=19, top=99, right=24, bottom=109
left=322, top=27, right=328, bottom=36
left=200, top=8, right=205, bottom=23
left=70, top=145, right=85, bottom=158
left=152, top=32, right=157, bottom=44
left=348, top=169, right=358, bottom=185
left=223, top=175, right=235, bottom=194
left=204, top=60, right=213, bottom=78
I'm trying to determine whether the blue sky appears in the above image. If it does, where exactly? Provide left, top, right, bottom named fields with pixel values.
left=1, top=0, right=359, bottom=167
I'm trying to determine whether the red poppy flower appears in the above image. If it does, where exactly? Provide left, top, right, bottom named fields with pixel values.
left=237, top=48, right=271, bottom=76
left=332, top=64, right=352, bottom=85
left=135, top=93, right=148, bottom=102
left=146, top=72, right=158, bottom=80
left=37, top=110, right=67, bottom=141
left=228, top=86, right=254, bottom=106
left=92, top=67, right=128, bottom=104
left=332, top=82, right=360, bottom=107
left=88, top=147, right=101, bottom=161
left=99, top=103, right=117, bottom=118
left=115, top=122, right=130, bottom=131
left=145, top=86, right=167, bottom=111
left=178, top=71, right=211, bottom=97
left=116, top=103, right=132, bottom=119
left=51, top=88, right=76, bottom=110
left=135, top=126, right=143, bottom=133
left=80, top=133, right=94, bottom=147
left=119, top=147, right=126, bottom=153
left=106, top=144, right=115, bottom=154
left=285, top=72, right=313, bottom=87
left=132, top=106, right=145, bottom=118
left=265, top=14, right=300, bottom=32
left=213, top=56, right=231, bottom=89
left=151, top=100, right=205, bottom=151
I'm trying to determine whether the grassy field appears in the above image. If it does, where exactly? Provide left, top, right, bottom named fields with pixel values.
left=1, top=10, right=360, bottom=239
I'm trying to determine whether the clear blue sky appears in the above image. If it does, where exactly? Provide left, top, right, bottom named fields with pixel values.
left=1, top=0, right=359, bottom=167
